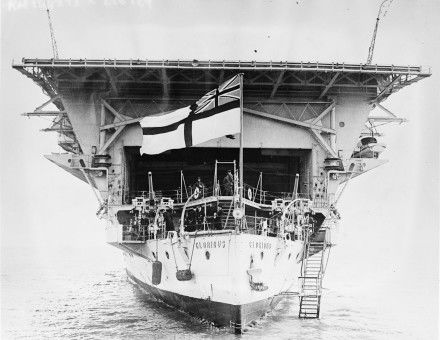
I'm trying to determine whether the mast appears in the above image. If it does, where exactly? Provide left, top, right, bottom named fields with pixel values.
left=239, top=73, right=244, bottom=209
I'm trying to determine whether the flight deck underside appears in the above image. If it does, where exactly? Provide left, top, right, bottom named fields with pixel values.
left=14, top=59, right=430, bottom=205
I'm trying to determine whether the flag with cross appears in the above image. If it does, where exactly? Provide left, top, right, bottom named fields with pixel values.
left=140, top=74, right=242, bottom=155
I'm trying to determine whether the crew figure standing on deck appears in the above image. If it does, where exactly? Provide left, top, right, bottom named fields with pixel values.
left=223, top=170, right=234, bottom=196
left=193, top=176, right=205, bottom=198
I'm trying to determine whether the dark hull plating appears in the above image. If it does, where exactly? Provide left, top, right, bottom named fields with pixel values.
left=127, top=270, right=284, bottom=333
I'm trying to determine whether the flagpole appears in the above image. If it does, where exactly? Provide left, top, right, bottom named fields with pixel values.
left=239, top=73, right=244, bottom=213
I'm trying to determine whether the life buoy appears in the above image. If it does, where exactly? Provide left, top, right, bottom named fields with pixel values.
left=247, top=188, right=253, bottom=200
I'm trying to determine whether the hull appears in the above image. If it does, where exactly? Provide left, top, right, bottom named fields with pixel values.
left=120, top=232, right=302, bottom=332
left=127, top=270, right=284, bottom=331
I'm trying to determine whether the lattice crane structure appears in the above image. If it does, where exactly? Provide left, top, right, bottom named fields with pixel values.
left=45, top=0, right=59, bottom=59
left=366, top=0, right=394, bottom=65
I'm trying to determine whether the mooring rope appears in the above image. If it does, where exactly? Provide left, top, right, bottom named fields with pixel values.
left=188, top=230, right=198, bottom=271
left=170, top=238, right=179, bottom=271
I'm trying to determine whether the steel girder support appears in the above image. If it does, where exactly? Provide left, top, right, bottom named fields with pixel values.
left=311, top=101, right=336, bottom=125
left=99, top=126, right=125, bottom=155
left=244, top=100, right=338, bottom=157
left=22, top=95, right=64, bottom=117
left=22, top=94, right=81, bottom=153
left=161, top=68, right=169, bottom=98
left=318, top=72, right=340, bottom=99
left=270, top=71, right=285, bottom=99
left=101, top=99, right=126, bottom=122
left=22, top=111, right=67, bottom=117
left=105, top=68, right=118, bottom=95
left=243, top=108, right=335, bottom=134
left=40, top=66, right=393, bottom=90
left=35, top=95, right=61, bottom=111
left=41, top=127, right=73, bottom=132
left=372, top=75, right=402, bottom=103
left=100, top=116, right=142, bottom=130
left=366, top=103, right=407, bottom=133
left=99, top=99, right=133, bottom=154
left=14, top=66, right=59, bottom=101
left=372, top=103, right=407, bottom=123
left=310, top=129, right=337, bottom=157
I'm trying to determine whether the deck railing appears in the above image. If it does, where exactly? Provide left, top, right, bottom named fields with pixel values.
left=16, top=58, right=430, bottom=76
left=124, top=183, right=310, bottom=206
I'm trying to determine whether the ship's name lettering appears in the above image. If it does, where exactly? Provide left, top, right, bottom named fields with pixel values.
left=249, top=241, right=272, bottom=249
left=196, top=240, right=226, bottom=249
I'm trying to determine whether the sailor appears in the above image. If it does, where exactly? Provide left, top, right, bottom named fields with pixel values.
left=157, top=211, right=165, bottom=237
left=213, top=206, right=223, bottom=230
left=212, top=212, right=219, bottom=229
left=223, top=170, right=234, bottom=196
left=195, top=206, right=203, bottom=229
left=193, top=177, right=205, bottom=198
left=185, top=209, right=196, bottom=232
left=163, top=210, right=175, bottom=232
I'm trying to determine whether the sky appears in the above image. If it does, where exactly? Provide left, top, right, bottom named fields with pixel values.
left=1, top=0, right=439, bottom=334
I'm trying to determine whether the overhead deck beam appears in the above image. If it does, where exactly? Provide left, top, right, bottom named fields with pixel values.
left=318, top=72, right=340, bottom=99
left=41, top=127, right=73, bottom=132
left=101, top=99, right=125, bottom=121
left=100, top=117, right=142, bottom=130
left=270, top=71, right=285, bottom=98
left=311, top=102, right=336, bottom=125
left=161, top=68, right=169, bottom=98
left=14, top=59, right=430, bottom=106
left=372, top=75, right=402, bottom=103
left=244, top=108, right=336, bottom=134
left=105, top=68, right=118, bottom=94
left=22, top=110, right=67, bottom=117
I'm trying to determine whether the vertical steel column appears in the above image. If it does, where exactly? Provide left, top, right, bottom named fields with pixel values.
left=239, top=73, right=244, bottom=208
left=99, top=102, right=106, bottom=152
left=330, top=105, right=336, bottom=152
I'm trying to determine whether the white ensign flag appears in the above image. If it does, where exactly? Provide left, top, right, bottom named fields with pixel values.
left=140, top=75, right=241, bottom=155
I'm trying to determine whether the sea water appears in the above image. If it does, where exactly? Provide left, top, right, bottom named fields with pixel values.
left=1, top=242, right=437, bottom=340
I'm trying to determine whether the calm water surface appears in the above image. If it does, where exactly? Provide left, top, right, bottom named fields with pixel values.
left=1, top=245, right=436, bottom=339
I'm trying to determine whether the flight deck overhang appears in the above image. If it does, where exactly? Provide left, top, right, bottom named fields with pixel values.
left=13, top=58, right=431, bottom=163
left=13, top=58, right=431, bottom=106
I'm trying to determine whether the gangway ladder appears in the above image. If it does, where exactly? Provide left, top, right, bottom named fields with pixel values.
left=298, top=236, right=327, bottom=318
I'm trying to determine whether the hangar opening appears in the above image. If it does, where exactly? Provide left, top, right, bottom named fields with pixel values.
left=123, top=147, right=312, bottom=202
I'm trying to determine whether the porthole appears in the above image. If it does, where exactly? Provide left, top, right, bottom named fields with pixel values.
left=165, top=251, right=169, bottom=259
left=339, top=121, right=345, bottom=127
left=260, top=251, right=264, bottom=260
left=205, top=251, right=210, bottom=260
